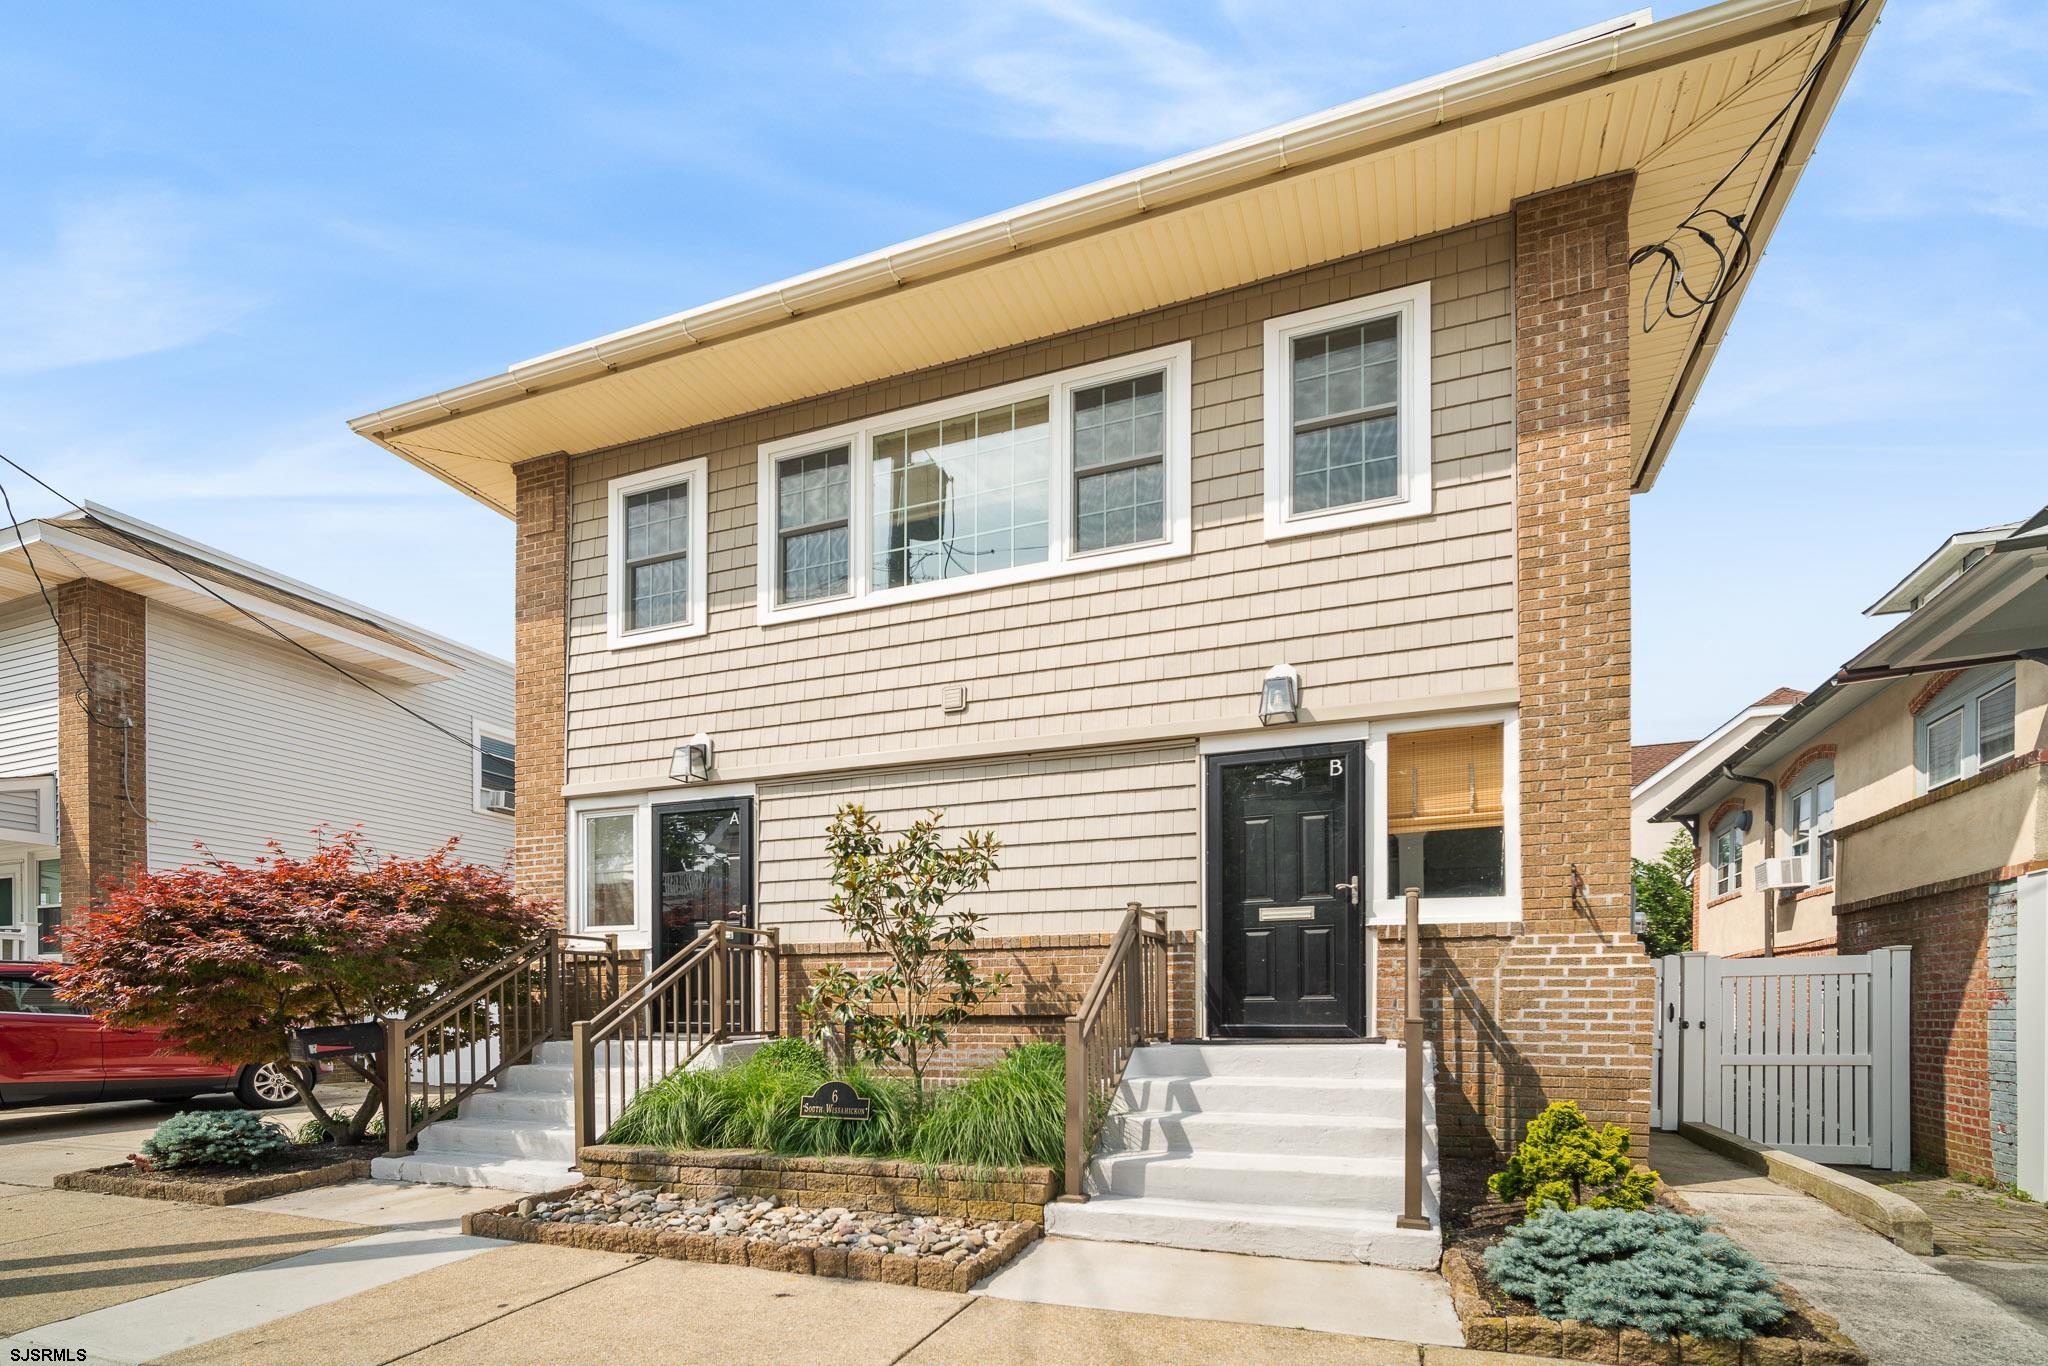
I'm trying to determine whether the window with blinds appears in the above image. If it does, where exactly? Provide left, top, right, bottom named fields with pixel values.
left=1385, top=724, right=1506, bottom=899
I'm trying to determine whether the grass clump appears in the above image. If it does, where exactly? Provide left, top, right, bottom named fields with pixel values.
left=1482, top=1207, right=1787, bottom=1342
left=607, top=1038, right=1065, bottom=1171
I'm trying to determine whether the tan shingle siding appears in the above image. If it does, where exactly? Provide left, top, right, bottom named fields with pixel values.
left=563, top=218, right=1514, bottom=789
left=756, top=743, right=1198, bottom=941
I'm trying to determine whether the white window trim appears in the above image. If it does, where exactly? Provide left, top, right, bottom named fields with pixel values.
left=1365, top=706, right=1520, bottom=926
left=605, top=458, right=709, bottom=650
left=32, top=855, right=60, bottom=962
left=754, top=342, right=1193, bottom=626
left=1262, top=281, right=1433, bottom=541
left=1785, top=765, right=1835, bottom=886
left=1915, top=664, right=2019, bottom=794
left=1711, top=818, right=1744, bottom=897
left=473, top=720, right=515, bottom=819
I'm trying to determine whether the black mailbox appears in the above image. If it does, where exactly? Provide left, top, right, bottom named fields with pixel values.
left=288, top=1022, right=387, bottom=1063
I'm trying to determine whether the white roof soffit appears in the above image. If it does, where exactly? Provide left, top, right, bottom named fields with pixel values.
left=351, top=0, right=1880, bottom=516
left=0, top=518, right=458, bottom=685
left=1845, top=524, right=2048, bottom=673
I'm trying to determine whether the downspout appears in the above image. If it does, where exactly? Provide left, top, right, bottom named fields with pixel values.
left=1722, top=763, right=1779, bottom=956
left=1674, top=813, right=1702, bottom=950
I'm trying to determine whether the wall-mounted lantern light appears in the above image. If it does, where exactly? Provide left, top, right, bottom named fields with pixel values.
left=1259, top=664, right=1301, bottom=726
left=671, top=732, right=715, bottom=784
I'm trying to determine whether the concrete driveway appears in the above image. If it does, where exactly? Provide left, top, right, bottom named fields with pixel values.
left=0, top=1087, right=371, bottom=1188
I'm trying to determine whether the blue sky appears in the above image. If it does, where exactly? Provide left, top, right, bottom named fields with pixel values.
left=1, top=1, right=2041, bottom=743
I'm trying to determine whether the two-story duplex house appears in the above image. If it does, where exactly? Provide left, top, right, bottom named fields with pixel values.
left=0, top=504, right=513, bottom=959
left=1655, top=512, right=2048, bottom=1187
left=349, top=0, right=1876, bottom=1253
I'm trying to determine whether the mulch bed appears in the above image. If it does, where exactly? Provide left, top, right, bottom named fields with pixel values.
left=464, top=1181, right=1039, bottom=1293
left=55, top=1143, right=382, bottom=1206
left=1436, top=1157, right=1865, bottom=1365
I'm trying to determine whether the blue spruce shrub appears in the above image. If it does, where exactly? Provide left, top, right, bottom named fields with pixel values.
left=1481, top=1207, right=1788, bottom=1342
left=140, top=1110, right=293, bottom=1170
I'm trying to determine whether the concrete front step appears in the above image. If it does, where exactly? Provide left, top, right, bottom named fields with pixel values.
left=1099, top=1108, right=1407, bottom=1160
left=368, top=1151, right=576, bottom=1193
left=1044, top=1194, right=1442, bottom=1270
left=417, top=1116, right=576, bottom=1163
left=1087, top=1149, right=1434, bottom=1210
left=1115, top=1073, right=1414, bottom=1118
left=459, top=1089, right=575, bottom=1124
left=1124, top=1041, right=1409, bottom=1081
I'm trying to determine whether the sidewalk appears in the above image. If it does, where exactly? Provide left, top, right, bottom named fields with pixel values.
left=1652, top=1134, right=2048, bottom=1366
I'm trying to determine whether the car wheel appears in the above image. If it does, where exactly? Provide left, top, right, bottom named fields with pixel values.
left=236, top=1062, right=307, bottom=1109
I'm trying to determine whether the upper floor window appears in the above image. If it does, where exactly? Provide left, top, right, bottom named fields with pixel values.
left=1918, top=666, right=2019, bottom=792
left=1263, top=283, right=1433, bottom=540
left=35, top=859, right=60, bottom=959
left=1786, top=769, right=1835, bottom=884
left=476, top=725, right=515, bottom=816
left=606, top=458, right=708, bottom=649
left=1711, top=817, right=1743, bottom=896
left=756, top=344, right=1192, bottom=623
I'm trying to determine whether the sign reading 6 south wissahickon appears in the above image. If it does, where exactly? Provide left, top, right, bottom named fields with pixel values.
left=799, top=1080, right=872, bottom=1121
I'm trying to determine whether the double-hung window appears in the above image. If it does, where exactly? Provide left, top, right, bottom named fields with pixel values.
left=606, top=459, right=709, bottom=648
left=1918, top=666, right=2020, bottom=792
left=579, top=811, right=637, bottom=931
left=1712, top=818, right=1743, bottom=896
left=1786, top=770, right=1835, bottom=884
left=475, top=724, right=515, bottom=815
left=34, top=859, right=59, bottom=958
left=1263, top=282, right=1433, bottom=539
left=756, top=344, right=1191, bottom=622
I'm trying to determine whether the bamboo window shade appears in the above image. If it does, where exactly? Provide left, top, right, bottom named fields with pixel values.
left=1386, top=725, right=1504, bottom=835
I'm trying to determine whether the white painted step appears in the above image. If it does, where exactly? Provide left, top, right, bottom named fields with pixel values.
left=1099, top=1108, right=1407, bottom=1160
left=1045, top=1195, right=1441, bottom=1271
left=416, top=1117, right=575, bottom=1163
left=1115, top=1073, right=1412, bottom=1118
left=458, top=1089, right=574, bottom=1124
left=369, top=1151, right=579, bottom=1194
left=1087, top=1149, right=1432, bottom=1210
left=1125, top=1042, right=1409, bottom=1081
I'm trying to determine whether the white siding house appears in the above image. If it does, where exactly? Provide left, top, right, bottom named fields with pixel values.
left=0, top=504, right=512, bottom=959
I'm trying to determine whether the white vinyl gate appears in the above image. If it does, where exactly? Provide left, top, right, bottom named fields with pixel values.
left=1654, top=949, right=1911, bottom=1170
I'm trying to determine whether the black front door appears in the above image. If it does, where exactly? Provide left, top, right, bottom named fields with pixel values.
left=651, top=798, right=754, bottom=965
left=1207, top=745, right=1364, bottom=1038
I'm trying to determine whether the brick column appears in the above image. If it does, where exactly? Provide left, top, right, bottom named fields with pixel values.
left=514, top=452, right=571, bottom=919
left=55, top=581, right=148, bottom=923
left=1504, top=173, right=1653, bottom=1143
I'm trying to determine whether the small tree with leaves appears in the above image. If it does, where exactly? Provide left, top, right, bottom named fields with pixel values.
left=797, top=805, right=1004, bottom=1104
left=1489, top=1100, right=1660, bottom=1216
left=1632, top=830, right=1696, bottom=958
left=52, top=828, right=554, bottom=1143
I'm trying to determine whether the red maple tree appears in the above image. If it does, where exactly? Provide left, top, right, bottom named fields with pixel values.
left=52, top=828, right=554, bottom=1141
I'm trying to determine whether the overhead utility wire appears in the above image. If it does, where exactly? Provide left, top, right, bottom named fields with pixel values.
left=0, top=449, right=484, bottom=760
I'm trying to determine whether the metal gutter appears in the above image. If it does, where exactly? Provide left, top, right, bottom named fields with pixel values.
left=350, top=0, right=1850, bottom=473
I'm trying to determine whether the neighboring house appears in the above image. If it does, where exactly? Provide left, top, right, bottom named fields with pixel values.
left=1628, top=687, right=1803, bottom=873
left=350, top=2, right=1875, bottom=1249
left=0, top=504, right=514, bottom=960
left=1654, top=513, right=2048, bottom=1185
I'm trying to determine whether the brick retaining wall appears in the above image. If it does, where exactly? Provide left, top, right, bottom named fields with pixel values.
left=579, top=1145, right=1058, bottom=1225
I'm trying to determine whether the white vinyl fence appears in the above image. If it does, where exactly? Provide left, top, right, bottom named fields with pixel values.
left=1654, top=949, right=1911, bottom=1170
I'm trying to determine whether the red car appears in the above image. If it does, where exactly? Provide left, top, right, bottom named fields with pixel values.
left=0, top=962, right=306, bottom=1110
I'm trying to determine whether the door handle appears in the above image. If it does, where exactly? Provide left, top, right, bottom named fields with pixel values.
left=1335, top=875, right=1359, bottom=901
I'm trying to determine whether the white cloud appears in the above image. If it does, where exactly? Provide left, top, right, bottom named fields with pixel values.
left=0, top=190, right=259, bottom=375
left=883, top=0, right=1318, bottom=152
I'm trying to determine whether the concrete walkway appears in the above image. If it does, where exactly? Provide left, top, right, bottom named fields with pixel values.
left=976, top=1235, right=1463, bottom=1343
left=1652, top=1134, right=2048, bottom=1366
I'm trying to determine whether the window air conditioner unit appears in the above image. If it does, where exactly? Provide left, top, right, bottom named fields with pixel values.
left=481, top=789, right=516, bottom=813
left=1754, top=855, right=1812, bottom=894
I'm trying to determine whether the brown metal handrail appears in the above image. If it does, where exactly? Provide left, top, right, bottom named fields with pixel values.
left=1396, top=886, right=1430, bottom=1230
left=572, top=921, right=781, bottom=1153
left=382, top=930, right=625, bottom=1156
left=1059, top=902, right=1166, bottom=1201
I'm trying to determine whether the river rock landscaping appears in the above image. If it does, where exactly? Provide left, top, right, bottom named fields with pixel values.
left=467, top=1183, right=1039, bottom=1292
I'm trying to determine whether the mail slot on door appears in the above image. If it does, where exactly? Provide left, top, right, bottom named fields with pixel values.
left=1257, top=905, right=1315, bottom=922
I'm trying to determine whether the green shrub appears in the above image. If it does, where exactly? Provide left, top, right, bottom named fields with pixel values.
left=293, top=1099, right=428, bottom=1146
left=1482, top=1208, right=1788, bottom=1342
left=141, top=1111, right=293, bottom=1170
left=913, top=1042, right=1064, bottom=1171
left=1489, top=1101, right=1658, bottom=1215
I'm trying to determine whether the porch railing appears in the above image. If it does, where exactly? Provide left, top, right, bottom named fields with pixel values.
left=1396, top=886, right=1430, bottom=1230
left=383, top=931, right=627, bottom=1157
left=572, top=922, right=781, bottom=1153
left=1059, top=902, right=1167, bottom=1201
